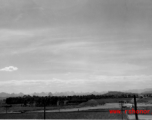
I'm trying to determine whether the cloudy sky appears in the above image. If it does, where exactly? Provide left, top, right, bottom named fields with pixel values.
left=0, top=0, right=152, bottom=94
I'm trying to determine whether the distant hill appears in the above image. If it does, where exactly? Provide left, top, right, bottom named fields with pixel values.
left=141, top=88, right=152, bottom=94
left=32, top=92, right=49, bottom=96
left=105, top=91, right=125, bottom=95
left=103, top=91, right=137, bottom=96
left=0, top=91, right=107, bottom=98
left=0, top=97, right=6, bottom=100
left=0, top=89, right=152, bottom=98
left=0, top=92, right=24, bottom=98
left=52, top=91, right=106, bottom=96
left=124, top=88, right=152, bottom=94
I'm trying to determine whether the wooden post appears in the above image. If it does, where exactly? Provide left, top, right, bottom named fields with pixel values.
left=134, top=95, right=138, bottom=120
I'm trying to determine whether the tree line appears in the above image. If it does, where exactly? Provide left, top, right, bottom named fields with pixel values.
left=5, top=93, right=143, bottom=107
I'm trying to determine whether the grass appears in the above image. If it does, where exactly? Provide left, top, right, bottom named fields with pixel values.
left=1, top=97, right=152, bottom=119
left=0, top=106, right=50, bottom=113
left=0, top=98, right=134, bottom=114
left=0, top=105, right=78, bottom=113
left=0, top=111, right=128, bottom=119
left=96, top=98, right=132, bottom=104
left=126, top=106, right=152, bottom=115
left=137, top=98, right=152, bottom=103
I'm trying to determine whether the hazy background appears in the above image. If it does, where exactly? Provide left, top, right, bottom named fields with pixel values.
left=0, top=0, right=152, bottom=94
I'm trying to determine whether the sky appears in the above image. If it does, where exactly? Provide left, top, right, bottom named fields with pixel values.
left=0, top=0, right=152, bottom=94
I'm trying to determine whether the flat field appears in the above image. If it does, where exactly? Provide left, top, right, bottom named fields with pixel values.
left=128, top=115, right=152, bottom=119
left=0, top=111, right=128, bottom=119
left=0, top=105, right=77, bottom=113
left=96, top=98, right=132, bottom=103
left=0, top=106, right=56, bottom=113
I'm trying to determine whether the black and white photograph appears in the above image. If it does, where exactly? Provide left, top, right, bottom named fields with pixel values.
left=0, top=0, right=152, bottom=119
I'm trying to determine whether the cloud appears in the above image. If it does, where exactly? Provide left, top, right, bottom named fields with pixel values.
left=0, top=66, right=18, bottom=72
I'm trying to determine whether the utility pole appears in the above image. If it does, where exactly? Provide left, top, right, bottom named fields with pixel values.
left=44, top=98, right=46, bottom=119
left=134, top=95, right=138, bottom=120
left=5, top=106, right=7, bottom=114
left=121, top=102, right=123, bottom=120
